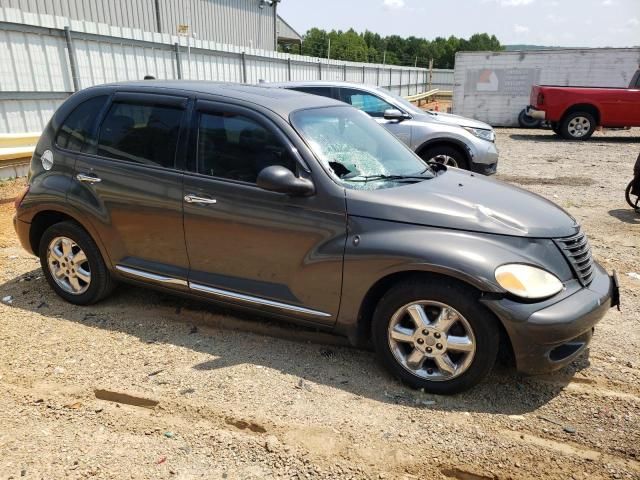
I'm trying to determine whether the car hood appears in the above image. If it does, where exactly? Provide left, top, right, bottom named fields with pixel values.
left=345, top=168, right=578, bottom=238
left=416, top=111, right=492, bottom=130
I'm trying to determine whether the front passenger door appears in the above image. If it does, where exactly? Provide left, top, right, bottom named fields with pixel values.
left=182, top=100, right=346, bottom=324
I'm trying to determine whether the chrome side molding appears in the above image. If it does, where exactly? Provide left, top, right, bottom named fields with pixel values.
left=114, top=265, right=332, bottom=319
left=189, top=282, right=332, bottom=318
left=115, top=265, right=188, bottom=287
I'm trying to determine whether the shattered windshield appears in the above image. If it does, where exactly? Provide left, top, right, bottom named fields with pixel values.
left=290, top=106, right=433, bottom=190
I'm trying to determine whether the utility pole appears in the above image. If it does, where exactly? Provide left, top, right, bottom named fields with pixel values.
left=414, top=56, right=418, bottom=67
left=383, top=50, right=386, bottom=65
left=428, top=58, right=434, bottom=91
left=327, top=37, right=331, bottom=59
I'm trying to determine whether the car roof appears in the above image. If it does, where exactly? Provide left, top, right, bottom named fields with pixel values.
left=93, top=80, right=347, bottom=118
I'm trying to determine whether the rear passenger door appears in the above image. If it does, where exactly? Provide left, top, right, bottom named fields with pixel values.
left=338, top=88, right=411, bottom=145
left=68, top=92, right=192, bottom=288
left=182, top=100, right=345, bottom=324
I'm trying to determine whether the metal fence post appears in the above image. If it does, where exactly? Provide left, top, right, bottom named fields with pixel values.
left=174, top=42, right=182, bottom=79
left=63, top=26, right=80, bottom=91
left=399, top=69, right=403, bottom=95
left=389, top=68, right=392, bottom=88
left=318, top=60, right=322, bottom=80
left=362, top=65, right=366, bottom=83
left=376, top=67, right=380, bottom=86
left=343, top=63, right=347, bottom=81
left=241, top=52, right=247, bottom=83
left=287, top=57, right=292, bottom=81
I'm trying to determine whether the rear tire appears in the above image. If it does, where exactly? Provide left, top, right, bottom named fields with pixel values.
left=420, top=145, right=469, bottom=171
left=371, top=279, right=499, bottom=394
left=626, top=180, right=640, bottom=211
left=560, top=111, right=596, bottom=140
left=39, top=221, right=114, bottom=305
left=518, top=109, right=541, bottom=129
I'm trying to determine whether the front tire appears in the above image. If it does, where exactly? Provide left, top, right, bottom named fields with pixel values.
left=39, top=221, right=114, bottom=305
left=420, top=145, right=469, bottom=170
left=560, top=111, right=596, bottom=140
left=372, top=279, right=499, bottom=394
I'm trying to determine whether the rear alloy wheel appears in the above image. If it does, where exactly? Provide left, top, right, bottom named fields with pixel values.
left=372, top=279, right=499, bottom=394
left=421, top=145, right=469, bottom=171
left=39, top=221, right=114, bottom=305
left=560, top=112, right=596, bottom=140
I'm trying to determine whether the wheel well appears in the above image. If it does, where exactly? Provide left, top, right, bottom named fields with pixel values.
left=355, top=270, right=514, bottom=364
left=417, top=140, right=470, bottom=164
left=562, top=104, right=600, bottom=125
left=29, top=211, right=79, bottom=254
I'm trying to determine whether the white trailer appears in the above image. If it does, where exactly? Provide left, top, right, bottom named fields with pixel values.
left=452, top=48, right=640, bottom=127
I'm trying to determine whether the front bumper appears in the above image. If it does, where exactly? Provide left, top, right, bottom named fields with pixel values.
left=470, top=140, right=499, bottom=176
left=525, top=105, right=546, bottom=120
left=482, top=262, right=619, bottom=374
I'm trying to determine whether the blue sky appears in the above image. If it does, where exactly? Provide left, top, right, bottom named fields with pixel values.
left=278, top=0, right=640, bottom=47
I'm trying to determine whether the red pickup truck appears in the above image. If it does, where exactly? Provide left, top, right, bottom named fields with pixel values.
left=526, top=69, right=640, bottom=140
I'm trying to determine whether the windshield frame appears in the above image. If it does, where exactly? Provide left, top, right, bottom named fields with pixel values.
left=289, top=105, right=433, bottom=190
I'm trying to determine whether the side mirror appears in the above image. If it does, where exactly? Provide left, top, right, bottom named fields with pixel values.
left=256, top=165, right=315, bottom=196
left=383, top=108, right=407, bottom=121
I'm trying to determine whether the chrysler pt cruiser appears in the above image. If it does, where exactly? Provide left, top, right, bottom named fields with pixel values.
left=13, top=81, right=619, bottom=394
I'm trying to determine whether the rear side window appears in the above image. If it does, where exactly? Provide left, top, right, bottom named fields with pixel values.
left=197, top=111, right=296, bottom=183
left=96, top=102, right=184, bottom=168
left=290, top=87, right=334, bottom=99
left=55, top=95, right=108, bottom=152
left=339, top=88, right=394, bottom=118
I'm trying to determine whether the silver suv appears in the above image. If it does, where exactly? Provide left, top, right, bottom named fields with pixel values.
left=272, top=81, right=498, bottom=175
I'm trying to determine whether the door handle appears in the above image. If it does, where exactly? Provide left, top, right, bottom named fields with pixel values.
left=184, top=194, right=217, bottom=205
left=76, top=173, right=102, bottom=184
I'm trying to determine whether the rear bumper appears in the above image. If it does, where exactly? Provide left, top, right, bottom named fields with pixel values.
left=526, top=106, right=546, bottom=120
left=483, top=262, right=618, bottom=374
left=13, top=214, right=33, bottom=255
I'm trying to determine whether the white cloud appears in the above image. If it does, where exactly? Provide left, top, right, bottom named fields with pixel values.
left=628, top=17, right=639, bottom=26
left=514, top=24, right=530, bottom=33
left=496, top=0, right=535, bottom=6
left=602, top=0, right=615, bottom=5
left=546, top=13, right=565, bottom=24
left=383, top=0, right=405, bottom=9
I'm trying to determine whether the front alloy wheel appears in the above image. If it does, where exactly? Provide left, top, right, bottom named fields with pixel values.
left=372, top=279, right=499, bottom=394
left=388, top=301, right=476, bottom=381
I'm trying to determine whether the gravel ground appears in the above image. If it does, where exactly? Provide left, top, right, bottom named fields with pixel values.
left=0, top=128, right=639, bottom=480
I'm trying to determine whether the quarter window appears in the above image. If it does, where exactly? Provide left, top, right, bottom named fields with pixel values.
left=96, top=102, right=183, bottom=168
left=339, top=88, right=394, bottom=118
left=55, top=95, right=108, bottom=152
left=197, top=111, right=296, bottom=183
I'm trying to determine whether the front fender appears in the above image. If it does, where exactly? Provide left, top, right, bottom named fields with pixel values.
left=335, top=216, right=573, bottom=338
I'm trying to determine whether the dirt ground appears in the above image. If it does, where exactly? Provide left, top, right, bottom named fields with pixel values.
left=0, top=128, right=639, bottom=480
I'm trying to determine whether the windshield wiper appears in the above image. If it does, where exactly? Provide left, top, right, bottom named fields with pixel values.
left=346, top=174, right=431, bottom=183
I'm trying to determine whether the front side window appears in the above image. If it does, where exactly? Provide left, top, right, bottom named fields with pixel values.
left=290, top=106, right=432, bottom=190
left=55, top=95, right=108, bottom=152
left=339, top=88, right=394, bottom=118
left=96, top=102, right=183, bottom=168
left=197, top=111, right=296, bottom=183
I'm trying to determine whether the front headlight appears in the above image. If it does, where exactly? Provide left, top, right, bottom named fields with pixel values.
left=462, top=126, right=495, bottom=142
left=495, top=264, right=563, bottom=299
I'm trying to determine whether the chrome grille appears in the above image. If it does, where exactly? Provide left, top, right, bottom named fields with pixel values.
left=555, top=230, right=594, bottom=287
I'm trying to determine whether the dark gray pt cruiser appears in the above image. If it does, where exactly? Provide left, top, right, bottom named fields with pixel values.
left=13, top=81, right=620, bottom=394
